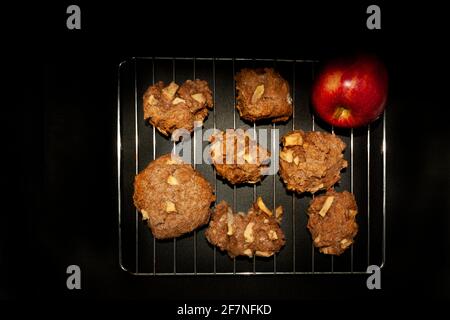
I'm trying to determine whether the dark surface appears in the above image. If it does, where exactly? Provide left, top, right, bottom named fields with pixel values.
left=3, top=1, right=449, bottom=303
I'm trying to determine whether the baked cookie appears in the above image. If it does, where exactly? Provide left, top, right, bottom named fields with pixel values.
left=235, top=68, right=293, bottom=122
left=279, top=130, right=347, bottom=193
left=205, top=197, right=285, bottom=258
left=307, top=190, right=358, bottom=255
left=209, top=129, right=271, bottom=184
left=133, top=154, right=215, bottom=239
left=143, top=80, right=213, bottom=136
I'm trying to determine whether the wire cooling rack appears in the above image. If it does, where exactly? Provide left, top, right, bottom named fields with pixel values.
left=117, top=57, right=386, bottom=275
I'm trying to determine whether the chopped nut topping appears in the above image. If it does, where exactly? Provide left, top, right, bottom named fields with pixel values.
left=268, top=230, right=278, bottom=240
left=172, top=97, right=186, bottom=105
left=349, top=209, right=358, bottom=217
left=165, top=201, right=176, bottom=212
left=275, top=206, right=283, bottom=221
left=191, top=93, right=206, bottom=104
left=280, top=150, right=294, bottom=163
left=293, top=156, right=300, bottom=165
left=147, top=95, right=158, bottom=106
left=255, top=251, right=274, bottom=257
left=319, top=196, right=334, bottom=217
left=286, top=93, right=292, bottom=104
left=162, top=82, right=179, bottom=100
left=243, top=249, right=253, bottom=257
left=257, top=197, right=272, bottom=216
left=141, top=209, right=149, bottom=220
left=244, top=222, right=255, bottom=243
left=251, top=84, right=265, bottom=103
left=227, top=208, right=234, bottom=236
left=284, top=132, right=303, bottom=146
left=340, top=238, right=352, bottom=249
left=167, top=175, right=179, bottom=185
left=243, top=153, right=254, bottom=163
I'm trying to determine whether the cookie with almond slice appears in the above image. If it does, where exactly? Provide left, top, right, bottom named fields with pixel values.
left=205, top=197, right=285, bottom=258
left=235, top=68, right=293, bottom=123
left=209, top=129, right=271, bottom=184
left=307, top=190, right=358, bottom=255
left=133, top=154, right=215, bottom=239
left=279, top=130, right=347, bottom=193
left=143, top=79, right=213, bottom=136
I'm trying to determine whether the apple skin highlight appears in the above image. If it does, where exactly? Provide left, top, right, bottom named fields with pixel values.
left=312, top=55, right=388, bottom=128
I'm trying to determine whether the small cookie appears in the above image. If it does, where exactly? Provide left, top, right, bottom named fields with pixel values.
left=143, top=80, right=213, bottom=136
left=307, top=190, right=358, bottom=255
left=279, top=130, right=347, bottom=193
left=205, top=197, right=285, bottom=258
left=133, top=154, right=215, bottom=239
left=209, top=129, right=271, bottom=184
left=235, top=68, right=293, bottom=123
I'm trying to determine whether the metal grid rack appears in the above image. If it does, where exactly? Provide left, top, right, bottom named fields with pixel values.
left=117, top=57, right=386, bottom=275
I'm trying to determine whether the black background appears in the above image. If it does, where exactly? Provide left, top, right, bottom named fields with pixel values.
left=2, top=0, right=449, bottom=304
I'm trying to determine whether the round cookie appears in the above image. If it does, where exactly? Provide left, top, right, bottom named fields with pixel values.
left=205, top=197, right=285, bottom=258
left=235, top=68, right=293, bottom=122
left=209, top=129, right=271, bottom=184
left=143, top=79, right=213, bottom=136
left=133, top=154, right=215, bottom=239
left=307, top=190, right=358, bottom=255
left=279, top=130, right=347, bottom=193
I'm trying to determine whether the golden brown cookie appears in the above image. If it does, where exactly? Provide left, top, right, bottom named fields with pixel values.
left=235, top=68, right=293, bottom=122
left=205, top=197, right=285, bottom=258
left=209, top=129, right=271, bottom=184
left=143, top=80, right=213, bottom=136
left=279, top=130, right=347, bottom=193
left=133, top=154, right=215, bottom=239
left=307, top=190, right=358, bottom=255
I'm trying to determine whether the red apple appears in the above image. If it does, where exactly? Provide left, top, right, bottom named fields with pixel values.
left=312, top=55, right=388, bottom=128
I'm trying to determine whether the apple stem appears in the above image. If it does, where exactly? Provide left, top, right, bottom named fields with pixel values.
left=333, top=107, right=351, bottom=120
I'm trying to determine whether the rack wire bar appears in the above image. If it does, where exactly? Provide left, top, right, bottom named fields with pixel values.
left=118, top=57, right=387, bottom=275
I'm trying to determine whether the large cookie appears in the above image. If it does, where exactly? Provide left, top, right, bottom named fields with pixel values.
left=133, top=154, right=215, bottom=239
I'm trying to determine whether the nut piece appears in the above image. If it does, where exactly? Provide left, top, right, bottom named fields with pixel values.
left=321, top=247, right=333, bottom=254
left=172, top=97, right=186, bottom=105
left=263, top=218, right=269, bottom=224
left=340, top=238, right=351, bottom=249
left=293, top=156, right=300, bottom=165
left=244, top=222, right=255, bottom=243
left=162, top=82, right=179, bottom=100
left=251, top=84, right=265, bottom=103
left=243, top=248, right=253, bottom=257
left=319, top=196, right=334, bottom=217
left=255, top=251, right=274, bottom=257
left=314, top=235, right=321, bottom=244
left=257, top=197, right=273, bottom=216
left=275, top=205, right=283, bottom=222
left=349, top=209, right=358, bottom=217
left=287, top=93, right=293, bottom=104
left=191, top=93, right=206, bottom=104
left=268, top=230, right=278, bottom=240
left=227, top=208, right=234, bottom=236
left=141, top=209, right=149, bottom=220
left=280, top=150, right=294, bottom=163
left=147, top=95, right=158, bottom=106
left=243, top=153, right=254, bottom=163
left=284, top=133, right=303, bottom=146
left=165, top=201, right=176, bottom=212
left=167, top=175, right=179, bottom=185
